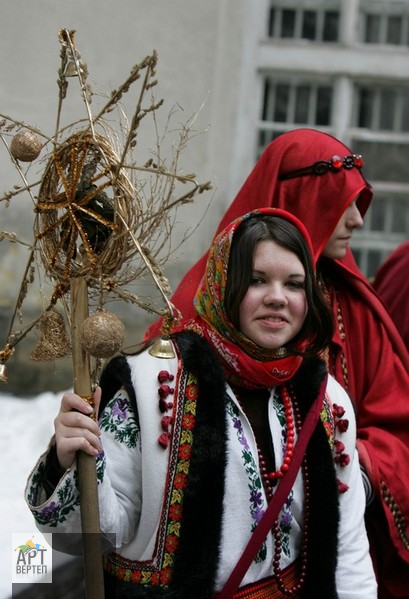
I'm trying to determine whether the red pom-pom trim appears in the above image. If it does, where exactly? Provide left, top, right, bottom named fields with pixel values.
left=158, top=432, right=170, bottom=448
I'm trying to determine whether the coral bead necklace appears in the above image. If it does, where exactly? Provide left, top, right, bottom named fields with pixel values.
left=237, top=383, right=309, bottom=596
left=266, top=383, right=299, bottom=482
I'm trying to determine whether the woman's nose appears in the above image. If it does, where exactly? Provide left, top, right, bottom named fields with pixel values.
left=347, top=201, right=364, bottom=229
left=264, top=284, right=287, bottom=306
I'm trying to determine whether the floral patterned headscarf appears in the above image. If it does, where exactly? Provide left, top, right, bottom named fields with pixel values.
left=184, top=208, right=314, bottom=389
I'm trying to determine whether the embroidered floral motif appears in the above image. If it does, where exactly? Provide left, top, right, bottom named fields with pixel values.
left=272, top=392, right=294, bottom=558
left=104, top=370, right=199, bottom=587
left=99, top=390, right=139, bottom=449
left=32, top=474, right=80, bottom=527
left=26, top=460, right=47, bottom=506
left=320, top=393, right=335, bottom=449
left=95, top=452, right=106, bottom=484
left=279, top=500, right=294, bottom=557
left=227, top=400, right=267, bottom=563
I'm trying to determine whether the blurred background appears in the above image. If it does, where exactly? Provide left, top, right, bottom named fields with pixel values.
left=1, top=0, right=409, bottom=596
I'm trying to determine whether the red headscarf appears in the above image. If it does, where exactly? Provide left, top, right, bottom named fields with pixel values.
left=148, top=128, right=409, bottom=596
left=181, top=208, right=312, bottom=389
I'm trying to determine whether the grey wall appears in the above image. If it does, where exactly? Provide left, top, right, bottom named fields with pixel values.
left=0, top=0, right=254, bottom=394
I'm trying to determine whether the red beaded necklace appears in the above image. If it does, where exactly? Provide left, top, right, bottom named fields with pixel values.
left=256, top=384, right=309, bottom=596
left=266, top=384, right=299, bottom=483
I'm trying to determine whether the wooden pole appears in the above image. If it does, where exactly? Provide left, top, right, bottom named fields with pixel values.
left=70, top=277, right=105, bottom=599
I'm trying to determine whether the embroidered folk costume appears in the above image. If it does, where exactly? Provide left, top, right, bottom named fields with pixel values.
left=25, top=209, right=375, bottom=598
left=146, top=130, right=409, bottom=599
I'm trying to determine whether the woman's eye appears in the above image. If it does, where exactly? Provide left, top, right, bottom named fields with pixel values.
left=287, top=281, right=305, bottom=289
left=250, top=276, right=264, bottom=285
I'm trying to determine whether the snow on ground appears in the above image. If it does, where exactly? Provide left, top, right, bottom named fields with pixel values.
left=0, top=389, right=65, bottom=599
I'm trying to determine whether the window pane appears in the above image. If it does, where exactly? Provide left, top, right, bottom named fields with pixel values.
left=379, top=89, right=396, bottom=130
left=357, top=141, right=409, bottom=183
left=365, top=15, right=381, bottom=43
left=367, top=250, right=384, bottom=278
left=391, top=198, right=408, bottom=233
left=258, top=129, right=275, bottom=151
left=370, top=199, right=386, bottom=231
left=402, top=89, right=409, bottom=131
left=282, top=9, right=296, bottom=38
left=295, top=86, right=310, bottom=123
left=323, top=11, right=339, bottom=42
left=302, top=10, right=316, bottom=40
left=268, top=8, right=276, bottom=37
left=357, top=88, right=374, bottom=128
left=274, top=85, right=290, bottom=122
left=262, top=79, right=272, bottom=121
left=316, top=87, right=332, bottom=125
left=387, top=16, right=402, bottom=44
left=258, top=129, right=286, bottom=156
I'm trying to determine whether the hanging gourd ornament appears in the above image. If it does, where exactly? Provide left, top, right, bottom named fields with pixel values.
left=81, top=310, right=125, bottom=358
left=10, top=129, right=42, bottom=162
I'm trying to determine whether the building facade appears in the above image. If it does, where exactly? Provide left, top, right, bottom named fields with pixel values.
left=232, top=0, right=409, bottom=277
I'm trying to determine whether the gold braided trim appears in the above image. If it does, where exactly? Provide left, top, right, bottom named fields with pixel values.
left=233, top=561, right=300, bottom=599
left=381, top=481, right=409, bottom=550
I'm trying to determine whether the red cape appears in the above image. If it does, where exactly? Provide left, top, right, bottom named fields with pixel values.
left=373, top=240, right=409, bottom=352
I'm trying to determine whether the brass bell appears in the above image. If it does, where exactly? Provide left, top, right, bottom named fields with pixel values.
left=0, top=363, right=8, bottom=384
left=148, top=335, right=175, bottom=359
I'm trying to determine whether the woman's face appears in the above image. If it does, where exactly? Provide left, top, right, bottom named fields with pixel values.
left=322, top=198, right=364, bottom=259
left=239, top=240, right=308, bottom=349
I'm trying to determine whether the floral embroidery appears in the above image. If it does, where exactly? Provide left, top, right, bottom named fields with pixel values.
left=181, top=413, right=195, bottom=430
left=272, top=391, right=294, bottom=558
left=178, top=443, right=192, bottom=461
left=104, top=370, right=199, bottom=587
left=227, top=399, right=267, bottom=563
left=26, top=460, right=47, bottom=506
left=320, top=394, right=335, bottom=449
left=278, top=499, right=293, bottom=557
left=95, top=452, right=106, bottom=484
left=99, top=390, right=139, bottom=449
left=33, top=475, right=80, bottom=527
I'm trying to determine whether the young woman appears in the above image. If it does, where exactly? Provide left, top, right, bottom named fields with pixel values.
left=26, top=208, right=376, bottom=598
left=146, top=129, right=409, bottom=599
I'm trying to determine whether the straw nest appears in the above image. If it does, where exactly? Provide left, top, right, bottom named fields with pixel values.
left=35, top=131, right=140, bottom=284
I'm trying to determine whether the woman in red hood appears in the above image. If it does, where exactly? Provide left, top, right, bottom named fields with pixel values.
left=147, top=128, right=409, bottom=599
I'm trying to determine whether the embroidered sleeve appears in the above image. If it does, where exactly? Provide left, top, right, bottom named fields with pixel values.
left=25, top=387, right=142, bottom=552
left=25, top=437, right=84, bottom=534
left=97, top=388, right=142, bottom=547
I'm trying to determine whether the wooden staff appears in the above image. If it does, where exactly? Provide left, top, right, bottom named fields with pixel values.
left=70, top=277, right=105, bottom=599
